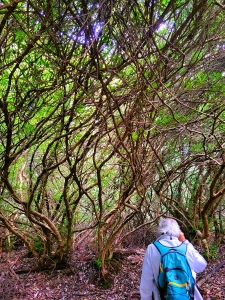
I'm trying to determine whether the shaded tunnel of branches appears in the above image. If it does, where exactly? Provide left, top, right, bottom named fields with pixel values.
left=0, top=0, right=225, bottom=270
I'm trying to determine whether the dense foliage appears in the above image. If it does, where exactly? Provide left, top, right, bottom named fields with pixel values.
left=0, top=0, right=225, bottom=271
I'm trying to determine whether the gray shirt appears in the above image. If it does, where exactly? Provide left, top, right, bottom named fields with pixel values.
left=140, top=235, right=207, bottom=300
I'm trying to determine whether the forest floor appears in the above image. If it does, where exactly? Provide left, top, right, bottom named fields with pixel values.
left=0, top=241, right=225, bottom=300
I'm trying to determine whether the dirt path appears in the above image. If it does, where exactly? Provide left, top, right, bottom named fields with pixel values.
left=0, top=246, right=224, bottom=299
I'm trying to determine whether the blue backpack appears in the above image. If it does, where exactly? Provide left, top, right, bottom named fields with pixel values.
left=153, top=241, right=195, bottom=300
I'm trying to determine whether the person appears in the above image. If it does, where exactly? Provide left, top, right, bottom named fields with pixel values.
left=140, top=218, right=207, bottom=300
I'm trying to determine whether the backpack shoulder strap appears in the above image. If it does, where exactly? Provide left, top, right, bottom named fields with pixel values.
left=175, top=242, right=187, bottom=255
left=153, top=240, right=187, bottom=256
left=153, top=241, right=169, bottom=256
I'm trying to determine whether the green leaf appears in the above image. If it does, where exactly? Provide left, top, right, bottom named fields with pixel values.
left=76, top=104, right=85, bottom=113
left=152, top=82, right=158, bottom=89
left=132, top=132, right=138, bottom=141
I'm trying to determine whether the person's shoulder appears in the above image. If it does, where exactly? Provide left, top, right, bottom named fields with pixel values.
left=144, top=242, right=161, bottom=259
left=184, top=240, right=200, bottom=253
left=148, top=241, right=165, bottom=253
left=146, top=242, right=158, bottom=251
left=147, top=242, right=156, bottom=247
